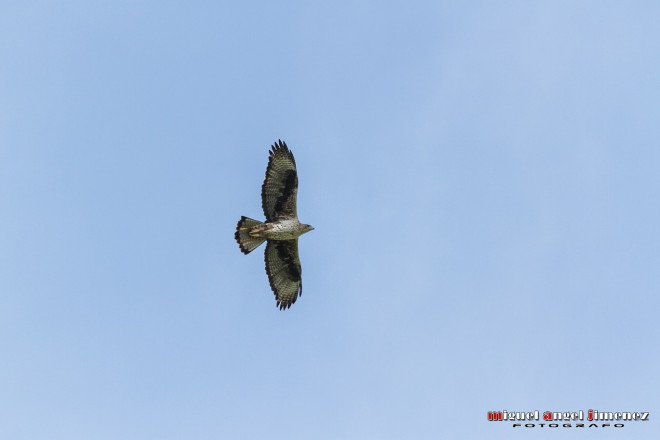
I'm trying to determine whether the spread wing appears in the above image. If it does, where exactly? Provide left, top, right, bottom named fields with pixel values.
left=261, top=140, right=298, bottom=221
left=265, top=240, right=302, bottom=310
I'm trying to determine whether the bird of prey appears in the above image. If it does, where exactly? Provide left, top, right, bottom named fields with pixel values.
left=235, top=140, right=314, bottom=310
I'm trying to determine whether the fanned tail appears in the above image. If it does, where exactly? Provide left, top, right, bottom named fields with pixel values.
left=235, top=216, right=266, bottom=254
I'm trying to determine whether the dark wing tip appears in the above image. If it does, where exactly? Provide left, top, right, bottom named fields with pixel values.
left=270, top=139, right=285, bottom=153
left=276, top=294, right=299, bottom=310
left=269, top=139, right=295, bottom=163
left=277, top=300, right=292, bottom=311
left=273, top=285, right=302, bottom=311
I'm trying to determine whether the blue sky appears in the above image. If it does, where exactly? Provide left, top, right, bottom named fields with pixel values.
left=1, top=1, right=659, bottom=439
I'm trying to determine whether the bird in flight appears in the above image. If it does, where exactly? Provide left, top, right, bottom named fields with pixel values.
left=235, top=140, right=314, bottom=310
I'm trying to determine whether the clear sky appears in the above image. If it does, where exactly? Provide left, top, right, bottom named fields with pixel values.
left=1, top=1, right=658, bottom=439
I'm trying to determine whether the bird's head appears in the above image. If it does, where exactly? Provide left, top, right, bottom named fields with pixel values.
left=301, top=224, right=314, bottom=235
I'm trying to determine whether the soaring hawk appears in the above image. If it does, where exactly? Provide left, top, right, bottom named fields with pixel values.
left=235, top=140, right=314, bottom=310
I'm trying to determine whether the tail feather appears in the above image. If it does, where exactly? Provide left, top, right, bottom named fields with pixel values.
left=235, top=216, right=266, bottom=254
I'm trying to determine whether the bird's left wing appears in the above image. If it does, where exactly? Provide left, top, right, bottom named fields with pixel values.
left=261, top=140, right=298, bottom=221
left=265, top=239, right=303, bottom=310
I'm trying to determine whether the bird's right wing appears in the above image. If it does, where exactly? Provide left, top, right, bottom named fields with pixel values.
left=261, top=140, right=298, bottom=221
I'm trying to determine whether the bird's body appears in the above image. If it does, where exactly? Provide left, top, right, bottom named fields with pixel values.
left=234, top=140, right=313, bottom=310
left=248, top=218, right=308, bottom=240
